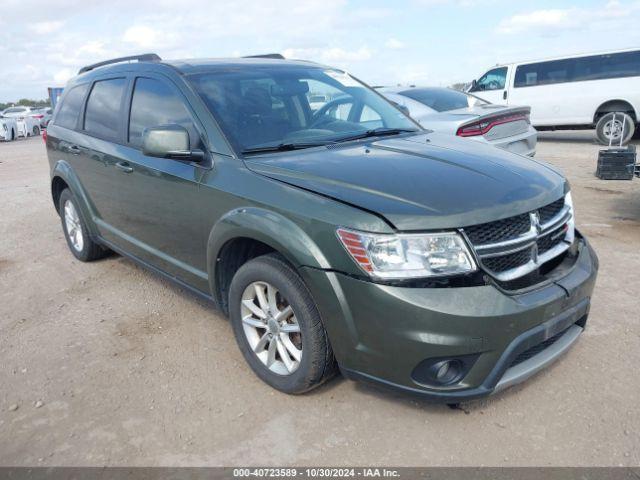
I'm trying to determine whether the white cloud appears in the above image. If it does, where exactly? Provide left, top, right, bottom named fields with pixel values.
left=497, top=1, right=640, bottom=35
left=385, top=38, right=405, bottom=50
left=497, top=9, right=573, bottom=34
left=123, top=25, right=159, bottom=48
left=28, top=21, right=64, bottom=35
left=53, top=69, right=74, bottom=84
left=283, top=46, right=373, bottom=64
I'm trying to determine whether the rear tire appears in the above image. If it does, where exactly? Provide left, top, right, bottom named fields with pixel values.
left=59, top=189, right=108, bottom=262
left=32, top=125, right=40, bottom=136
left=596, top=112, right=635, bottom=145
left=228, top=253, right=337, bottom=394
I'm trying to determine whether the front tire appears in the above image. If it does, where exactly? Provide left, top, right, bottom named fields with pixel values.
left=228, top=253, right=337, bottom=394
left=59, top=189, right=108, bottom=262
left=596, top=112, right=635, bottom=145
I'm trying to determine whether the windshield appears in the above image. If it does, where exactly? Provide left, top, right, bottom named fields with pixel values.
left=188, top=65, right=419, bottom=153
left=4, top=107, right=26, bottom=113
left=399, top=88, right=489, bottom=112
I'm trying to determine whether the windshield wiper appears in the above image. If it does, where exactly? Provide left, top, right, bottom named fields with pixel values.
left=332, top=127, right=420, bottom=144
left=242, top=141, right=330, bottom=154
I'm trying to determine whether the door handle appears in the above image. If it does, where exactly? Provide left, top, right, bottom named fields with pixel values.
left=68, top=144, right=81, bottom=155
left=503, top=91, right=508, bottom=100
left=115, top=161, right=133, bottom=173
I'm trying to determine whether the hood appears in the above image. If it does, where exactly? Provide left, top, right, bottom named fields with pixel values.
left=244, top=132, right=565, bottom=231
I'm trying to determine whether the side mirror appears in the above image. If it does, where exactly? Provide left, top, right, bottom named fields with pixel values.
left=469, top=79, right=477, bottom=92
left=142, top=125, right=204, bottom=161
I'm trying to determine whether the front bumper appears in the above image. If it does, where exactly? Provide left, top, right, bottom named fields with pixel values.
left=300, top=234, right=598, bottom=402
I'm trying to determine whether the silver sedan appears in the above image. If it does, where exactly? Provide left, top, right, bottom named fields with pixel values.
left=380, top=86, right=537, bottom=157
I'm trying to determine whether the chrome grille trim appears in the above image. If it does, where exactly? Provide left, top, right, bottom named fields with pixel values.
left=461, top=198, right=574, bottom=282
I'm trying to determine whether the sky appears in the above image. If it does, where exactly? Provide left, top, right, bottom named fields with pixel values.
left=1, top=0, right=639, bottom=102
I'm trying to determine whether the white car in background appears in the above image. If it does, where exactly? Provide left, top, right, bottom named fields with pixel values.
left=2, top=106, right=44, bottom=135
left=2, top=106, right=36, bottom=119
left=0, top=116, right=18, bottom=141
left=31, top=107, right=53, bottom=127
left=16, top=117, right=41, bottom=137
left=380, top=86, right=537, bottom=157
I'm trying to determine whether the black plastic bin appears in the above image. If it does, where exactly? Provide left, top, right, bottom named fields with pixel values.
left=596, top=145, right=636, bottom=180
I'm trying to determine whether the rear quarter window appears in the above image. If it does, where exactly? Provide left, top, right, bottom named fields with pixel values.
left=84, top=78, right=127, bottom=139
left=54, top=84, right=89, bottom=129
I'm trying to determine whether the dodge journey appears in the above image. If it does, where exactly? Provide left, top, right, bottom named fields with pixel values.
left=46, top=53, right=598, bottom=401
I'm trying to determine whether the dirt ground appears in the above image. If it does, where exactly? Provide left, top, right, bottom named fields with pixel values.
left=0, top=131, right=639, bottom=467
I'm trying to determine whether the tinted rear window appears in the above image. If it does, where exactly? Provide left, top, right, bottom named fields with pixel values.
left=84, top=78, right=126, bottom=139
left=54, top=84, right=89, bottom=129
left=399, top=88, right=488, bottom=112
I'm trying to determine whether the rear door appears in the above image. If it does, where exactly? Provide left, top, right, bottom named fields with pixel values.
left=106, top=73, right=211, bottom=290
left=75, top=76, right=131, bottom=233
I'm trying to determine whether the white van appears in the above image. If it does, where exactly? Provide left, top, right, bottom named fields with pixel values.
left=468, top=48, right=640, bottom=145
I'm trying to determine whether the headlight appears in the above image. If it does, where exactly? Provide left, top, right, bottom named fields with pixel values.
left=337, top=228, right=477, bottom=279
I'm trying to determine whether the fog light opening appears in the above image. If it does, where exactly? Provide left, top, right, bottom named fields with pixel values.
left=411, top=354, right=479, bottom=388
left=431, top=360, right=462, bottom=385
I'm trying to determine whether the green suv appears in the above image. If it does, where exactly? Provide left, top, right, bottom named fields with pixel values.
left=46, top=54, right=598, bottom=401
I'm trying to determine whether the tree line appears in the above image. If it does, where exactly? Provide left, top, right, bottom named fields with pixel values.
left=1, top=99, right=51, bottom=111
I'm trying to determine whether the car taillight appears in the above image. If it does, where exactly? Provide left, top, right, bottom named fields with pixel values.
left=42, top=129, right=47, bottom=143
left=456, top=113, right=529, bottom=137
left=33, top=114, right=44, bottom=119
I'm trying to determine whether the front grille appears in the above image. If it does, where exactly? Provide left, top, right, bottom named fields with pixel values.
left=464, top=213, right=531, bottom=245
left=537, top=226, right=567, bottom=254
left=483, top=248, right=531, bottom=273
left=509, top=327, right=569, bottom=368
left=539, top=198, right=565, bottom=224
left=462, top=196, right=572, bottom=286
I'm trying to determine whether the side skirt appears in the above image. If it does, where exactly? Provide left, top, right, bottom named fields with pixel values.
left=96, top=236, right=218, bottom=309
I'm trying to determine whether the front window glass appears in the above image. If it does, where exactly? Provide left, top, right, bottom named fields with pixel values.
left=399, top=88, right=488, bottom=112
left=474, top=67, right=507, bottom=91
left=188, top=66, right=418, bottom=152
left=128, top=77, right=201, bottom=149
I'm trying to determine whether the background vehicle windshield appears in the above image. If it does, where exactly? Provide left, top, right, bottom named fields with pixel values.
left=399, top=88, right=489, bottom=112
left=4, top=107, right=27, bottom=113
left=188, top=65, right=419, bottom=152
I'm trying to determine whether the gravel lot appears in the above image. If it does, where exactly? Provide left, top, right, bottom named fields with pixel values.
left=0, top=132, right=639, bottom=467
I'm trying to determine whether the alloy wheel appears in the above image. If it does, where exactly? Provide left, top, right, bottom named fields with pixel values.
left=240, top=281, right=302, bottom=375
left=64, top=199, right=84, bottom=252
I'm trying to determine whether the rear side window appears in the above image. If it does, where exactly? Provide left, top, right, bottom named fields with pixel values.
left=515, top=51, right=640, bottom=87
left=84, top=78, right=126, bottom=139
left=128, top=77, right=201, bottom=149
left=54, top=84, right=89, bottom=129
left=515, top=59, right=573, bottom=88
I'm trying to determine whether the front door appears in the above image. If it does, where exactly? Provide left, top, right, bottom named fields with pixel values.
left=105, top=75, right=212, bottom=291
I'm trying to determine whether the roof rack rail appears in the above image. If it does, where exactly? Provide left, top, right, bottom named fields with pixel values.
left=78, top=53, right=162, bottom=75
left=242, top=53, right=285, bottom=59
